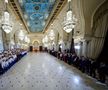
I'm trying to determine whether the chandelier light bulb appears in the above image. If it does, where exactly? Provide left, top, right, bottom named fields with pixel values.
left=42, top=38, right=45, bottom=43
left=43, top=35, right=48, bottom=43
left=4, top=11, right=10, bottom=23
left=49, top=30, right=55, bottom=40
left=26, top=37, right=30, bottom=43
left=66, top=29, right=72, bottom=33
left=4, top=28, right=11, bottom=33
left=67, top=10, right=72, bottom=21
left=24, top=36, right=28, bottom=43
left=68, top=0, right=71, bottom=2
left=5, top=0, right=8, bottom=3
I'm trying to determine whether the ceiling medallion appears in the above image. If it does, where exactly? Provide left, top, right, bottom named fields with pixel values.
left=34, top=5, right=40, bottom=10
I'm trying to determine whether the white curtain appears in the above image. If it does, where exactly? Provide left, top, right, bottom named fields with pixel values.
left=0, top=29, right=4, bottom=51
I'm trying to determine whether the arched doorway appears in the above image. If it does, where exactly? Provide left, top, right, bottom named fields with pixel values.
left=33, top=41, right=39, bottom=51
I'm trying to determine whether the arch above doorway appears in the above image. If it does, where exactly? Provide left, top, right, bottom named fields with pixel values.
left=32, top=40, right=40, bottom=51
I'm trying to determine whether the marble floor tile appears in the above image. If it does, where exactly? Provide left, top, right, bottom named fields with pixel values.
left=0, top=52, right=108, bottom=90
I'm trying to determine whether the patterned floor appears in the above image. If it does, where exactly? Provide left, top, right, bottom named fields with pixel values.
left=0, top=52, right=108, bottom=90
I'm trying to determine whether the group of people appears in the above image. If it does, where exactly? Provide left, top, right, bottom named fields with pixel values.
left=48, top=49, right=108, bottom=84
left=0, top=49, right=27, bottom=75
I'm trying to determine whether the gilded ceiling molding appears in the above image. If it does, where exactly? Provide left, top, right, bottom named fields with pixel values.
left=43, top=0, right=67, bottom=33
left=9, top=0, right=65, bottom=34
left=9, top=0, right=30, bottom=33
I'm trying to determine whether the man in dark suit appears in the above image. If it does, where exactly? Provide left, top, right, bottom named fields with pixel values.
left=98, top=62, right=106, bottom=83
left=0, top=58, right=3, bottom=74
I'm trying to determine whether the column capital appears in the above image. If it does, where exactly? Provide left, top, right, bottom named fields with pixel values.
left=81, top=38, right=91, bottom=42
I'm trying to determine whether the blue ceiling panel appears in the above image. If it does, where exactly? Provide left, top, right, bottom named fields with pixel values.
left=18, top=0, right=56, bottom=32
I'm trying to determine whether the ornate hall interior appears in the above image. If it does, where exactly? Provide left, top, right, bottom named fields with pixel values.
left=0, top=0, right=108, bottom=90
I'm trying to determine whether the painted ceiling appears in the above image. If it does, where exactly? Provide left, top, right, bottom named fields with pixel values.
left=18, top=0, right=56, bottom=32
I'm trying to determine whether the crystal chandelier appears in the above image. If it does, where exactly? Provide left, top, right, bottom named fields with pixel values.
left=63, top=0, right=77, bottom=33
left=1, top=0, right=12, bottom=34
left=24, top=36, right=30, bottom=43
left=49, top=29, right=55, bottom=40
left=42, top=35, right=49, bottom=47
left=42, top=35, right=48, bottom=44
left=18, top=30, right=25, bottom=41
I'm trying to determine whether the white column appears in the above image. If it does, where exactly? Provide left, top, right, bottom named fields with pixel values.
left=82, top=40, right=87, bottom=57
